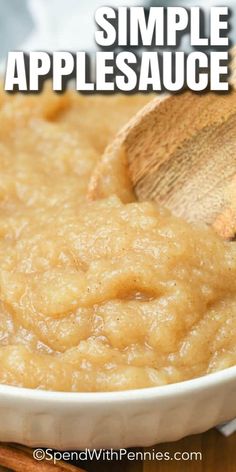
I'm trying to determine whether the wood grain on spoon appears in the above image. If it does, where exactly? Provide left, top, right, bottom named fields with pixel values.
left=89, top=49, right=236, bottom=240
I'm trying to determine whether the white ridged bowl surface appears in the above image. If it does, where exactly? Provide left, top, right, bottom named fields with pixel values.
left=0, top=366, right=235, bottom=450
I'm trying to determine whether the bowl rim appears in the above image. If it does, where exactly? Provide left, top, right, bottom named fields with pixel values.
left=0, top=365, right=236, bottom=404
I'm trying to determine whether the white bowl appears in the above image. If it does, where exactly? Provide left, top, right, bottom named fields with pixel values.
left=0, top=366, right=236, bottom=450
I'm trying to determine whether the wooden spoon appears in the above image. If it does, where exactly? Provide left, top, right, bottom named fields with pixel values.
left=88, top=52, right=236, bottom=240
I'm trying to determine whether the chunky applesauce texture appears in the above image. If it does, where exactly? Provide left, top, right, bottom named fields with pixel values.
left=0, top=88, right=235, bottom=392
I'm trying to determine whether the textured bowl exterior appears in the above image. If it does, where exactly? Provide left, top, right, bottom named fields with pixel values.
left=0, top=366, right=236, bottom=450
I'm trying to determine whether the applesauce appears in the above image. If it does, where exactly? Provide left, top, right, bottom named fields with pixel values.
left=0, top=88, right=235, bottom=392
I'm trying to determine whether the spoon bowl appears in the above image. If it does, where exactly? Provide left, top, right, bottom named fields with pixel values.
left=89, top=52, right=236, bottom=239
